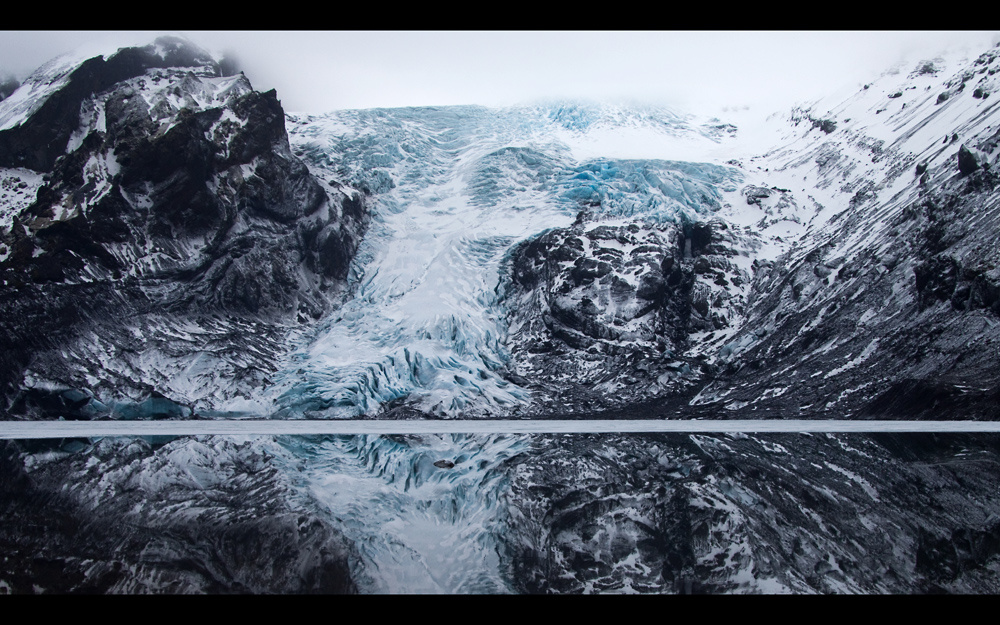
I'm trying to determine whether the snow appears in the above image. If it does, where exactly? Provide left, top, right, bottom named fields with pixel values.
left=0, top=51, right=92, bottom=131
left=824, top=339, right=881, bottom=379
left=0, top=167, right=44, bottom=233
left=66, top=99, right=107, bottom=153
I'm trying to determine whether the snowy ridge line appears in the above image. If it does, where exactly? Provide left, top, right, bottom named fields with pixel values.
left=2, top=420, right=1000, bottom=439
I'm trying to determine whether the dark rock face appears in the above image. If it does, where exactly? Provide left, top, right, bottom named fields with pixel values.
left=0, top=438, right=357, bottom=594
left=0, top=37, right=224, bottom=173
left=503, top=217, right=754, bottom=415
left=743, top=185, right=771, bottom=205
left=0, top=38, right=367, bottom=417
left=958, top=144, right=983, bottom=175
left=812, top=118, right=837, bottom=134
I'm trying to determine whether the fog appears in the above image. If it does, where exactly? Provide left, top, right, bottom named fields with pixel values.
left=1, top=31, right=998, bottom=116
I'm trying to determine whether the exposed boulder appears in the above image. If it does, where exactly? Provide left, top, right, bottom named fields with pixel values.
left=958, top=144, right=985, bottom=175
left=812, top=118, right=837, bottom=134
left=743, top=185, right=771, bottom=205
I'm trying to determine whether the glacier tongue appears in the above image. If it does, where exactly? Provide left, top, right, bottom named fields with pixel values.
left=273, top=104, right=738, bottom=418
left=275, top=107, right=575, bottom=418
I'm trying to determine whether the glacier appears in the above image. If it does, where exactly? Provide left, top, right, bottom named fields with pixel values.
left=3, top=37, right=1000, bottom=594
left=267, top=103, right=742, bottom=419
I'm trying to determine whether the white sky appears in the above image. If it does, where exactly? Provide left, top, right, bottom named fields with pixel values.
left=1, top=31, right=998, bottom=116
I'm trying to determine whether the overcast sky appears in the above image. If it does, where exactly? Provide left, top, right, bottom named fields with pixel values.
left=2, top=31, right=998, bottom=116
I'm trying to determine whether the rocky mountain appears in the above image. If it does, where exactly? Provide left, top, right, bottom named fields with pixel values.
left=501, top=50, right=1000, bottom=421
left=0, top=37, right=368, bottom=420
left=1, top=38, right=999, bottom=594
left=682, top=54, right=1000, bottom=423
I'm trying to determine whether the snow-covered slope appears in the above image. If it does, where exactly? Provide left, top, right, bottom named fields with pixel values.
left=686, top=46, right=1000, bottom=420
left=271, top=44, right=1000, bottom=421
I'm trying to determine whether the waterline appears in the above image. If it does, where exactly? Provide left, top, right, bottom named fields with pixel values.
left=3, top=419, right=1000, bottom=439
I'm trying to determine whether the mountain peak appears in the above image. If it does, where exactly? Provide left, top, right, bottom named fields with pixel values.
left=141, top=35, right=217, bottom=70
left=0, top=36, right=229, bottom=171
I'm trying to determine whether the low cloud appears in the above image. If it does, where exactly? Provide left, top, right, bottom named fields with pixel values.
left=2, top=31, right=997, bottom=116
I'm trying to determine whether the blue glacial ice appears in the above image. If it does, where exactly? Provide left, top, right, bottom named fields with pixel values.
left=271, top=103, right=742, bottom=419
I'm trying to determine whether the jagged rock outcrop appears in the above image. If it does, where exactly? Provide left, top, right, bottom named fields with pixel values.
left=503, top=216, right=754, bottom=415
left=689, top=131, right=1000, bottom=421
left=0, top=37, right=226, bottom=173
left=0, top=37, right=368, bottom=418
left=958, top=144, right=985, bottom=175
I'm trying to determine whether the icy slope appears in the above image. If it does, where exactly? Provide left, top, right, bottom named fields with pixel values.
left=0, top=47, right=103, bottom=132
left=274, top=107, right=571, bottom=417
left=687, top=45, right=1000, bottom=419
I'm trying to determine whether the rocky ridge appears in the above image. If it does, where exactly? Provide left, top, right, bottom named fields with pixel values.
left=0, top=37, right=368, bottom=419
left=503, top=217, right=756, bottom=415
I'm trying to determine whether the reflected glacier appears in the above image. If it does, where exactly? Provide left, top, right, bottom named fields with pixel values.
left=275, top=433, right=528, bottom=593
